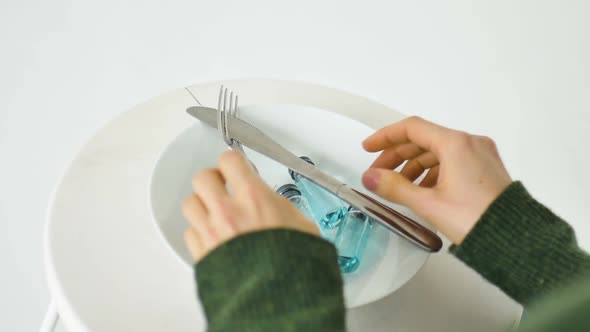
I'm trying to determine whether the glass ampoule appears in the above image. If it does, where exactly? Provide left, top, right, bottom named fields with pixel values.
left=334, top=207, right=373, bottom=273
left=276, top=184, right=314, bottom=221
left=288, top=156, right=348, bottom=230
left=276, top=183, right=338, bottom=242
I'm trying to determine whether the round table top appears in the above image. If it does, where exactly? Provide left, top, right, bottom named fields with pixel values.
left=45, top=79, right=522, bottom=332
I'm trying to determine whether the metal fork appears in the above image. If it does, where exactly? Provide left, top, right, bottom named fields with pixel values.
left=217, top=86, right=258, bottom=172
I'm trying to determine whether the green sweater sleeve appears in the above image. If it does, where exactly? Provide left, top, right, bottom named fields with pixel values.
left=195, top=229, right=345, bottom=332
left=450, top=181, right=590, bottom=305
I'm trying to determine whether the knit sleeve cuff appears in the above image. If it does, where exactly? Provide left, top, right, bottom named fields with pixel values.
left=195, top=229, right=345, bottom=331
left=449, top=181, right=533, bottom=261
left=450, top=181, right=589, bottom=304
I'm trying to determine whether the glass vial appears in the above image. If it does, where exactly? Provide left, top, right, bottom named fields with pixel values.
left=276, top=183, right=337, bottom=242
left=334, top=207, right=373, bottom=273
left=288, top=156, right=348, bottom=230
left=276, top=184, right=315, bottom=221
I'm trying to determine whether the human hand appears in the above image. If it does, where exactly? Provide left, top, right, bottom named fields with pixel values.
left=361, top=116, right=512, bottom=244
left=182, top=151, right=320, bottom=262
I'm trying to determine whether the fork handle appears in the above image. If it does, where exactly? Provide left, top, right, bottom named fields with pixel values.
left=227, top=141, right=259, bottom=174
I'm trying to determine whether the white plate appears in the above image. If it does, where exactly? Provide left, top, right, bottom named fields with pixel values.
left=46, top=79, right=521, bottom=332
left=150, top=104, right=431, bottom=308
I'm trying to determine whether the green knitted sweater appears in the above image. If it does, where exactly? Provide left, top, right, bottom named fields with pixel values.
left=194, top=182, right=590, bottom=331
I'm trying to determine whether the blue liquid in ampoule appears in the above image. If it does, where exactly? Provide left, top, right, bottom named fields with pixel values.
left=334, top=208, right=373, bottom=273
left=276, top=183, right=338, bottom=242
left=289, top=157, right=348, bottom=230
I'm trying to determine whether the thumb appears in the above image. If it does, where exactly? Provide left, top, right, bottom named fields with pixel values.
left=361, top=168, right=427, bottom=208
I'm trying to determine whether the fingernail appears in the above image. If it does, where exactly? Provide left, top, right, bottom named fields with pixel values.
left=362, top=169, right=380, bottom=191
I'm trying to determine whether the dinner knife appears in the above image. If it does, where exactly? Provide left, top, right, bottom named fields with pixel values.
left=186, top=106, right=442, bottom=253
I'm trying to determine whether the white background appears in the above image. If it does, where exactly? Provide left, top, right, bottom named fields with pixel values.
left=1, top=1, right=589, bottom=331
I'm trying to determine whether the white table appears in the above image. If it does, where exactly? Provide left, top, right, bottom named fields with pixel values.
left=1, top=1, right=589, bottom=331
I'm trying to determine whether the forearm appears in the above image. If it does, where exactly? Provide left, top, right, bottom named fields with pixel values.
left=195, top=229, right=345, bottom=332
left=450, top=182, right=590, bottom=305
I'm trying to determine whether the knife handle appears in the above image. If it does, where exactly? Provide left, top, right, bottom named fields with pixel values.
left=337, top=187, right=443, bottom=252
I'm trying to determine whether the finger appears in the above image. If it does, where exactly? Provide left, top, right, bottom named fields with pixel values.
left=420, top=165, right=439, bottom=188
left=370, top=143, right=424, bottom=169
left=400, top=152, right=439, bottom=182
left=206, top=199, right=239, bottom=240
left=192, top=168, right=228, bottom=210
left=184, top=228, right=205, bottom=262
left=362, top=116, right=450, bottom=155
left=182, top=195, right=208, bottom=231
left=183, top=192, right=220, bottom=249
left=218, top=150, right=264, bottom=194
left=362, top=168, right=430, bottom=209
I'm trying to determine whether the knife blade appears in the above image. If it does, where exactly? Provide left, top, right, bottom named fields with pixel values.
left=186, top=106, right=442, bottom=252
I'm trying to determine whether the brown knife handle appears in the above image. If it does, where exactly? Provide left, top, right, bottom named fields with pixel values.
left=351, top=189, right=443, bottom=252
